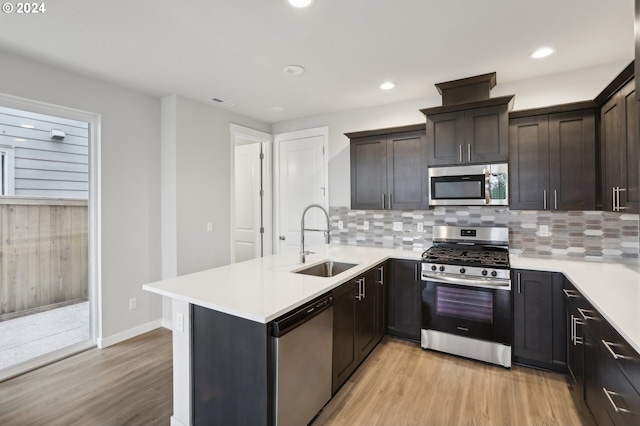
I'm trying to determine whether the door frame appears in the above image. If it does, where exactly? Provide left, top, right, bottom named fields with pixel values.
left=273, top=126, right=329, bottom=254
left=0, top=93, right=101, bottom=381
left=229, top=123, right=273, bottom=263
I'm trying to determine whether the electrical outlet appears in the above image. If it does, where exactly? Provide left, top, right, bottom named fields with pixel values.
left=393, top=222, right=403, bottom=231
left=176, top=312, right=184, bottom=332
left=539, top=225, right=549, bottom=237
left=129, top=298, right=137, bottom=310
left=338, top=220, right=343, bottom=230
left=207, top=222, right=213, bottom=232
left=417, top=223, right=424, bottom=232
left=363, top=221, right=369, bottom=230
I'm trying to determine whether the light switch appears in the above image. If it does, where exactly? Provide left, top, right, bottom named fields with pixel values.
left=393, top=222, right=403, bottom=231
left=417, top=223, right=424, bottom=232
left=539, top=225, right=549, bottom=237
left=207, top=222, right=213, bottom=232
left=363, top=221, right=369, bottom=230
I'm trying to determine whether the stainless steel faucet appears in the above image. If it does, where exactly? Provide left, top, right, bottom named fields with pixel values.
left=300, top=204, right=331, bottom=263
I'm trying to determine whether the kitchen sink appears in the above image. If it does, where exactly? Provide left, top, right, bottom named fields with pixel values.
left=293, top=261, right=358, bottom=278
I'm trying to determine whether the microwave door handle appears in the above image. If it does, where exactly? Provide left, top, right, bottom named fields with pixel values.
left=485, top=169, right=491, bottom=204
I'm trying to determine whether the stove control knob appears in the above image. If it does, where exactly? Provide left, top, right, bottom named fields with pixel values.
left=439, top=266, right=445, bottom=272
left=481, top=269, right=488, bottom=276
left=491, top=270, right=498, bottom=277
left=431, top=265, right=437, bottom=271
left=459, top=268, right=466, bottom=274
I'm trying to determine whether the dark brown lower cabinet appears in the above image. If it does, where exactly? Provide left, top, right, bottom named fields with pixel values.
left=332, top=264, right=385, bottom=394
left=512, top=269, right=566, bottom=372
left=565, top=279, right=640, bottom=426
left=386, top=259, right=422, bottom=341
left=192, top=306, right=272, bottom=426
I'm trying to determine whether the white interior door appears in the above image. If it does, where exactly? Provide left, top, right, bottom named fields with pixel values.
left=234, top=142, right=262, bottom=262
left=275, top=128, right=328, bottom=253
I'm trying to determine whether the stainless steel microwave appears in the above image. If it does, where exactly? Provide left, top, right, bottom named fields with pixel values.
left=428, top=163, right=508, bottom=206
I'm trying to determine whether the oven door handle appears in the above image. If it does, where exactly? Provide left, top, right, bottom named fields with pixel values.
left=422, top=272, right=511, bottom=289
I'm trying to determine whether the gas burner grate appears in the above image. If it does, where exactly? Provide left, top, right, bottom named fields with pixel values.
left=421, top=246, right=510, bottom=268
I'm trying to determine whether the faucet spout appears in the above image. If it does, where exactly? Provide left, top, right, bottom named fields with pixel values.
left=300, top=204, right=331, bottom=264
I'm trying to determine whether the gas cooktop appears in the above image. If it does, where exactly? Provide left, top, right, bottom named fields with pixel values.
left=422, top=246, right=510, bottom=269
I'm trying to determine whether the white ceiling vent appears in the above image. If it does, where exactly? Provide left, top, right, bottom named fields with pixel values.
left=211, top=98, right=236, bottom=107
left=50, top=128, right=66, bottom=139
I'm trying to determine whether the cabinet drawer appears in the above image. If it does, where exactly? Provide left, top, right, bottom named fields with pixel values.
left=599, top=340, right=640, bottom=426
left=599, top=320, right=640, bottom=395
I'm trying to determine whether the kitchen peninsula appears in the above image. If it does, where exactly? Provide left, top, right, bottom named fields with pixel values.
left=144, top=245, right=640, bottom=426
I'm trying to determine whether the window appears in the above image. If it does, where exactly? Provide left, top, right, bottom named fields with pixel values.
left=0, top=145, right=15, bottom=196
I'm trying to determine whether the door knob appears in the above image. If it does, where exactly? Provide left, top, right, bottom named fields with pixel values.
left=279, top=236, right=286, bottom=240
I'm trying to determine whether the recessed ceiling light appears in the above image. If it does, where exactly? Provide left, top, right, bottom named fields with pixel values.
left=531, top=47, right=555, bottom=59
left=284, top=65, right=305, bottom=75
left=288, top=0, right=314, bottom=8
left=270, top=106, right=284, bottom=113
left=20, top=124, right=35, bottom=129
left=13, top=138, right=26, bottom=142
left=380, top=81, right=396, bottom=90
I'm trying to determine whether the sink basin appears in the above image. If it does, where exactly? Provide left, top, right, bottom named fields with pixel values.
left=294, top=261, right=358, bottom=278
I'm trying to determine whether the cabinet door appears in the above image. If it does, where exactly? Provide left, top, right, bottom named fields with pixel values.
left=387, top=259, right=422, bottom=341
left=465, top=105, right=509, bottom=163
left=601, top=91, right=624, bottom=212
left=332, top=280, right=358, bottom=394
left=549, top=109, right=596, bottom=210
left=386, top=131, right=428, bottom=209
left=356, top=268, right=378, bottom=360
left=509, top=116, right=550, bottom=210
left=350, top=136, right=387, bottom=209
left=621, top=79, right=639, bottom=213
left=425, top=111, right=465, bottom=166
left=513, top=270, right=553, bottom=364
left=566, top=291, right=585, bottom=401
left=375, top=263, right=387, bottom=341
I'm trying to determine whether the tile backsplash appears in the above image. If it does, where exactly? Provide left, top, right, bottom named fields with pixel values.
left=329, top=206, right=640, bottom=264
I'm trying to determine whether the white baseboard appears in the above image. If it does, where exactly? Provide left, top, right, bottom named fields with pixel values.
left=162, top=317, right=173, bottom=330
left=170, top=416, right=188, bottom=426
left=97, top=319, right=163, bottom=348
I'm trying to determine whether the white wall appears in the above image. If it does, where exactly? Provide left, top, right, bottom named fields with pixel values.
left=0, top=49, right=162, bottom=342
left=272, top=60, right=630, bottom=207
left=161, top=95, right=270, bottom=276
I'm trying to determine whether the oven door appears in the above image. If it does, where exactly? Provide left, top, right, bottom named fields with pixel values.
left=421, top=278, right=511, bottom=345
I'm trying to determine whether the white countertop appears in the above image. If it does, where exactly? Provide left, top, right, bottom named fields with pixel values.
left=143, top=245, right=422, bottom=323
left=143, top=245, right=640, bottom=353
left=511, top=256, right=640, bottom=353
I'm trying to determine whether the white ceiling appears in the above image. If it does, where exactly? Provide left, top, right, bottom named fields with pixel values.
left=0, top=0, right=634, bottom=124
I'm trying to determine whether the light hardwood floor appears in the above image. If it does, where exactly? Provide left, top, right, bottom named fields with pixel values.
left=315, top=337, right=582, bottom=426
left=0, top=329, right=582, bottom=426
left=0, top=328, right=173, bottom=426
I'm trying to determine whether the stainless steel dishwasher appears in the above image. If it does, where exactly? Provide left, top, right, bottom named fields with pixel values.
left=272, top=294, right=333, bottom=426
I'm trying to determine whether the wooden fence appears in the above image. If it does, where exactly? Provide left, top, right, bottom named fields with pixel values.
left=0, top=197, right=88, bottom=319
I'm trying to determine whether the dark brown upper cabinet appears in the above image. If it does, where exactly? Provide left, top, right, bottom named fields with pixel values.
left=599, top=77, right=639, bottom=213
left=509, top=107, right=596, bottom=211
left=420, top=73, right=514, bottom=166
left=347, top=125, right=428, bottom=210
left=422, top=98, right=513, bottom=166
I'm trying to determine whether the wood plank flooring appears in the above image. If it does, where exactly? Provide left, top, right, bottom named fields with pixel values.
left=0, top=329, right=582, bottom=426
left=0, top=328, right=173, bottom=426
left=315, top=337, right=582, bottom=426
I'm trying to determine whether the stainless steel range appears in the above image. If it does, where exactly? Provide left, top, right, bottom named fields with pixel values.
left=420, top=225, right=512, bottom=368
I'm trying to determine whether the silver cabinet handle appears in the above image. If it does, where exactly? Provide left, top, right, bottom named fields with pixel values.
left=574, top=317, right=584, bottom=345
left=355, top=277, right=362, bottom=301
left=602, top=340, right=626, bottom=360
left=613, top=187, right=618, bottom=211
left=414, top=263, right=419, bottom=281
left=382, top=193, right=385, bottom=209
left=603, top=388, right=632, bottom=414
left=554, top=190, right=558, bottom=210
left=563, top=289, right=579, bottom=298
left=388, top=194, right=392, bottom=209
left=467, top=143, right=471, bottom=162
left=578, top=307, right=596, bottom=321
left=361, top=277, right=366, bottom=299
left=378, top=266, right=384, bottom=285
left=618, top=187, right=626, bottom=211
left=543, top=190, right=547, bottom=210
left=459, top=145, right=463, bottom=162
left=570, top=315, right=576, bottom=345
left=517, top=273, right=522, bottom=293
